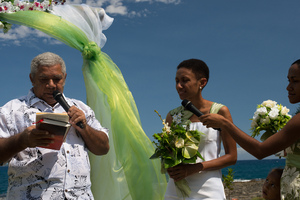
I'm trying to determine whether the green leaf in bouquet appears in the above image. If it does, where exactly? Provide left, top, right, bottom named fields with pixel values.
left=164, top=158, right=181, bottom=169
left=182, top=141, right=199, bottom=159
left=185, top=131, right=200, bottom=144
left=150, top=152, right=159, bottom=159
left=182, top=156, right=197, bottom=164
left=196, top=151, right=205, bottom=161
left=153, top=133, right=162, bottom=140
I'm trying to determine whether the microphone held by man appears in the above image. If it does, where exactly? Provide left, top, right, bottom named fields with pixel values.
left=53, top=90, right=84, bottom=129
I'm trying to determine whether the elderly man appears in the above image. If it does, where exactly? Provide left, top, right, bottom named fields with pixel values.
left=0, top=52, right=109, bottom=199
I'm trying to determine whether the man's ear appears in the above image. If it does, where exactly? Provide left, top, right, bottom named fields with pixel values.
left=29, top=74, right=34, bottom=86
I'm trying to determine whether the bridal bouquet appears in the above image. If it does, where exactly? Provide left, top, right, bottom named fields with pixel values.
left=150, top=110, right=204, bottom=198
left=250, top=100, right=292, bottom=141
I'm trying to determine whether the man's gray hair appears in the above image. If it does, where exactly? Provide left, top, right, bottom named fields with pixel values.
left=30, top=52, right=66, bottom=78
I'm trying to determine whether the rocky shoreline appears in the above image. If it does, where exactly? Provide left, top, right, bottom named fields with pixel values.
left=225, top=179, right=265, bottom=200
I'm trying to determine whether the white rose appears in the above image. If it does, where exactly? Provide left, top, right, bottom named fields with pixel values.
left=281, top=106, right=290, bottom=116
left=269, top=107, right=279, bottom=119
left=260, top=116, right=270, bottom=124
left=252, top=113, right=259, bottom=121
left=251, top=120, right=258, bottom=128
left=255, top=107, right=268, bottom=115
left=262, top=100, right=277, bottom=108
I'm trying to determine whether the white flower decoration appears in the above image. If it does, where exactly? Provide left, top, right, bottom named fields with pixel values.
left=260, top=116, right=270, bottom=124
left=255, top=107, right=268, bottom=115
left=162, top=120, right=171, bottom=134
left=268, top=107, right=279, bottom=119
left=250, top=120, right=258, bottom=128
left=262, top=100, right=277, bottom=108
left=250, top=100, right=291, bottom=142
left=281, top=106, right=290, bottom=115
left=172, top=113, right=182, bottom=125
left=175, top=137, right=184, bottom=148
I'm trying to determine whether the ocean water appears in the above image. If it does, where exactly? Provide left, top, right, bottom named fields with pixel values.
left=0, top=159, right=286, bottom=196
left=0, top=165, right=8, bottom=197
left=222, top=158, right=286, bottom=181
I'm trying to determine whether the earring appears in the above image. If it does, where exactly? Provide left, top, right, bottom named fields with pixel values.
left=200, top=86, right=202, bottom=90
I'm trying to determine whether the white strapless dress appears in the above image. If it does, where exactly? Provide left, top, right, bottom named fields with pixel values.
left=164, top=122, right=226, bottom=200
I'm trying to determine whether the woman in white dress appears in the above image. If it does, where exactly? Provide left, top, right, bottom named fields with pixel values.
left=164, top=59, right=237, bottom=199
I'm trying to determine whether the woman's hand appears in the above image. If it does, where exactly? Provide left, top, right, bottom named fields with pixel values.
left=167, top=163, right=203, bottom=182
left=199, top=113, right=227, bottom=129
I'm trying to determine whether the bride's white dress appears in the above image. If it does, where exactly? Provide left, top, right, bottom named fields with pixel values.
left=164, top=104, right=226, bottom=200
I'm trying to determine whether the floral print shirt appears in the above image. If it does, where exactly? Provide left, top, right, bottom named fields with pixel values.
left=281, top=139, right=300, bottom=200
left=0, top=89, right=109, bottom=200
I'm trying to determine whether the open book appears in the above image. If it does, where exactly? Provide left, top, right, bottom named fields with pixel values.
left=36, top=112, right=71, bottom=150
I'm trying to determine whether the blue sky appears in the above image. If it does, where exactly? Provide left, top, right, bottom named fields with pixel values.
left=1, top=0, right=299, bottom=160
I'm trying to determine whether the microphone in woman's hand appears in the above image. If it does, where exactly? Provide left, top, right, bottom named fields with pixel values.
left=181, top=99, right=204, bottom=117
left=181, top=99, right=221, bottom=131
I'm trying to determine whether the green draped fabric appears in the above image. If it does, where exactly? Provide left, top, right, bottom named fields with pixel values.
left=0, top=10, right=166, bottom=200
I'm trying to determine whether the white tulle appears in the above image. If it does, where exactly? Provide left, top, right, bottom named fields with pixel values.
left=52, top=4, right=113, bottom=48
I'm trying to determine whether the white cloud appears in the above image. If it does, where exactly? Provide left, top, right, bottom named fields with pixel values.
left=135, top=0, right=181, bottom=4
left=128, top=8, right=150, bottom=18
left=0, top=0, right=181, bottom=45
left=67, top=0, right=181, bottom=16
left=0, top=26, right=62, bottom=47
left=106, top=3, right=128, bottom=15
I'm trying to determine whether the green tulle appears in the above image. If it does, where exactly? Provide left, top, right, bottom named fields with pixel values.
left=0, top=10, right=166, bottom=200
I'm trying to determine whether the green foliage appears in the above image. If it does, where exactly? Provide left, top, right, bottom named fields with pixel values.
left=223, top=168, right=234, bottom=190
left=223, top=168, right=234, bottom=199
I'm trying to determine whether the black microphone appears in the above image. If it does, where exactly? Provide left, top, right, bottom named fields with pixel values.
left=53, top=91, right=84, bottom=129
left=181, top=99, right=204, bottom=117
left=181, top=99, right=221, bottom=131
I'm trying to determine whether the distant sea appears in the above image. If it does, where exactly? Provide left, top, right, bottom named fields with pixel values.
left=0, top=165, right=8, bottom=197
left=222, top=158, right=286, bottom=181
left=0, top=159, right=286, bottom=197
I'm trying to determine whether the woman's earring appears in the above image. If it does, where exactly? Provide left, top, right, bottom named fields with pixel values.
left=199, top=86, right=202, bottom=90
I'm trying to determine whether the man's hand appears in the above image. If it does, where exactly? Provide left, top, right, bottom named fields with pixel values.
left=68, top=106, right=87, bottom=130
left=20, top=125, right=54, bottom=149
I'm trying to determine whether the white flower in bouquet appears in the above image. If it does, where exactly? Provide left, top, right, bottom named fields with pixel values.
left=281, top=106, right=290, bottom=115
left=173, top=112, right=183, bottom=125
left=262, top=99, right=277, bottom=108
left=260, top=116, right=270, bottom=124
left=269, top=107, right=279, bottom=119
left=250, top=100, right=292, bottom=141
